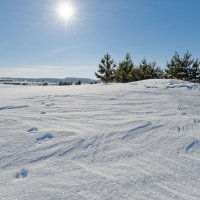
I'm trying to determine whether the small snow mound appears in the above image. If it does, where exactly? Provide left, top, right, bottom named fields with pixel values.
left=186, top=140, right=200, bottom=152
left=15, top=168, right=29, bottom=179
left=36, top=133, right=54, bottom=143
left=28, top=127, right=38, bottom=133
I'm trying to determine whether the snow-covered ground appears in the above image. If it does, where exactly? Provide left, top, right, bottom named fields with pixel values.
left=0, top=79, right=200, bottom=200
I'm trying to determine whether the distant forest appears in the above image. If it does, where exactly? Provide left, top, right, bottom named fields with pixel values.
left=95, top=52, right=200, bottom=83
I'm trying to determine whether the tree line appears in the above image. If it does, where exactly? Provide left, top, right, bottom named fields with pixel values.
left=95, top=52, right=200, bottom=83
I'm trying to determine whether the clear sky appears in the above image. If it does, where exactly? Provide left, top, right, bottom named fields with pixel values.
left=0, top=0, right=200, bottom=78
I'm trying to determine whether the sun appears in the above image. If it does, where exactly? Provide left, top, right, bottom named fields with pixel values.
left=56, top=2, right=75, bottom=21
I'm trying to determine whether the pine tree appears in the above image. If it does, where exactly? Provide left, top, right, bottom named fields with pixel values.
left=95, top=53, right=116, bottom=83
left=166, top=51, right=200, bottom=82
left=165, top=51, right=180, bottom=79
left=178, top=52, right=193, bottom=81
left=115, top=53, right=135, bottom=83
left=138, top=58, right=164, bottom=80
left=189, top=59, right=200, bottom=83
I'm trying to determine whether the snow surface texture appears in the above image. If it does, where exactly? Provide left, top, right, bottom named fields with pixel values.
left=0, top=79, right=200, bottom=200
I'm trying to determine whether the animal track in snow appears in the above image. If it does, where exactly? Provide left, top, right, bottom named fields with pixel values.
left=15, top=168, right=29, bottom=179
left=36, top=133, right=54, bottom=143
left=28, top=127, right=38, bottom=133
left=45, top=103, right=55, bottom=107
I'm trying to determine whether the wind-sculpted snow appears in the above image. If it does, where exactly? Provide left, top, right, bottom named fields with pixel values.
left=0, top=105, right=29, bottom=110
left=0, top=79, right=200, bottom=200
left=165, top=80, right=200, bottom=90
left=185, top=139, right=200, bottom=152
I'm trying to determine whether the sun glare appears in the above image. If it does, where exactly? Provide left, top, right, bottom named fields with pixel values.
left=56, top=2, right=75, bottom=22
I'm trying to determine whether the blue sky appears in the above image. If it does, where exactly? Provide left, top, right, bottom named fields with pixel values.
left=0, top=0, right=200, bottom=78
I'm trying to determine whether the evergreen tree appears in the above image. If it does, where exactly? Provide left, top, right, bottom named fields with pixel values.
left=178, top=52, right=193, bottom=81
left=189, top=59, right=200, bottom=83
left=95, top=53, right=116, bottom=83
left=138, top=58, right=164, bottom=80
left=166, top=51, right=200, bottom=82
left=165, top=51, right=180, bottom=79
left=115, top=53, right=135, bottom=83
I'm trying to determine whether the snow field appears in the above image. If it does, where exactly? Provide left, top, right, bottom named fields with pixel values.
left=0, top=79, right=200, bottom=200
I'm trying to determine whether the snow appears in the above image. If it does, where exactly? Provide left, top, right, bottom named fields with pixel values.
left=0, top=79, right=200, bottom=200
